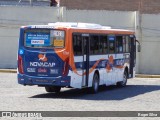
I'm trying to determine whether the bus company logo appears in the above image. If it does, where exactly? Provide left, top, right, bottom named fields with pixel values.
left=31, top=40, right=44, bottom=45
left=38, top=68, right=47, bottom=73
left=30, top=54, right=55, bottom=67
left=38, top=54, right=47, bottom=62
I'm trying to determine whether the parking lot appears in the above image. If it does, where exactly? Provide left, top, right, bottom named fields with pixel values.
left=0, top=73, right=160, bottom=119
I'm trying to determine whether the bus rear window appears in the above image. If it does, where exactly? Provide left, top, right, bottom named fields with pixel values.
left=24, top=29, right=65, bottom=48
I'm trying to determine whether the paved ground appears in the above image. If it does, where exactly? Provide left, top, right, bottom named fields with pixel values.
left=0, top=73, right=160, bottom=120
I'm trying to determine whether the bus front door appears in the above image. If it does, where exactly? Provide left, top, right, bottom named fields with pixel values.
left=82, top=35, right=90, bottom=87
left=130, top=36, right=136, bottom=78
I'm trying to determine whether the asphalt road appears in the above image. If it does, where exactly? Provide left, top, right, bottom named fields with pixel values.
left=0, top=73, right=160, bottom=120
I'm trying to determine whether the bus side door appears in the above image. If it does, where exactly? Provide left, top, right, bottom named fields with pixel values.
left=72, top=34, right=89, bottom=88
left=130, top=36, right=136, bottom=78
left=82, top=34, right=90, bottom=87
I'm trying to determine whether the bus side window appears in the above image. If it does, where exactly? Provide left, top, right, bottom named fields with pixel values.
left=116, top=36, right=123, bottom=53
left=90, top=35, right=99, bottom=55
left=100, top=36, right=108, bottom=54
left=73, top=35, right=82, bottom=56
left=126, top=36, right=130, bottom=53
left=123, top=36, right=126, bottom=53
left=109, top=36, right=115, bottom=54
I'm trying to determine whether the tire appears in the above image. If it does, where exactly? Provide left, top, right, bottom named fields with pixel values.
left=117, top=71, right=128, bottom=87
left=45, top=86, right=61, bottom=93
left=91, top=73, right=99, bottom=94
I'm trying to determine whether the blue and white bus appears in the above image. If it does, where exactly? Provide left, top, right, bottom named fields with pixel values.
left=18, top=22, right=140, bottom=93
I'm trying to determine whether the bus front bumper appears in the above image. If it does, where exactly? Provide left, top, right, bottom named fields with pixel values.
left=18, top=74, right=71, bottom=87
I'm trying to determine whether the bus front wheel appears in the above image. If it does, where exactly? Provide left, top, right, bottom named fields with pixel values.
left=45, top=86, right=61, bottom=93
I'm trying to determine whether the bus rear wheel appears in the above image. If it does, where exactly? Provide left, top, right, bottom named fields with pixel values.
left=45, top=86, right=61, bottom=93
left=117, top=71, right=127, bottom=87
left=91, top=73, right=99, bottom=94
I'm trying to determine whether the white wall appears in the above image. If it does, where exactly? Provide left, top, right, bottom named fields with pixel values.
left=0, top=6, right=160, bottom=74
left=66, top=10, right=135, bottom=30
left=0, top=6, right=62, bottom=68
left=0, top=6, right=60, bottom=25
left=0, top=25, right=18, bottom=68
left=139, top=14, right=160, bottom=74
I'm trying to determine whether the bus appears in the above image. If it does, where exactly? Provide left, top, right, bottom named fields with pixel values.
left=18, top=22, right=140, bottom=93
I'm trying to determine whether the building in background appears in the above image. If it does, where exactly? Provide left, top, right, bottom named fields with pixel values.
left=58, top=0, right=160, bottom=75
left=1, top=0, right=160, bottom=14
left=0, top=0, right=160, bottom=74
left=60, top=0, right=160, bottom=14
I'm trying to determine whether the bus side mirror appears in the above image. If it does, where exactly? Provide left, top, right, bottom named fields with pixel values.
left=137, top=44, right=141, bottom=52
left=136, top=40, right=141, bottom=52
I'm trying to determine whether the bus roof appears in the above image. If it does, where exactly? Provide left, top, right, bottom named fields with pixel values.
left=48, top=22, right=134, bottom=32
left=22, top=22, right=134, bottom=33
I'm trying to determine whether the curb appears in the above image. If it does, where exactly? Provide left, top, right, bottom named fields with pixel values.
left=135, top=74, right=160, bottom=78
left=0, top=69, right=17, bottom=73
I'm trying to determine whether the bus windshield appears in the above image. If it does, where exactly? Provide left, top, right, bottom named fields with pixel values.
left=24, top=29, right=65, bottom=48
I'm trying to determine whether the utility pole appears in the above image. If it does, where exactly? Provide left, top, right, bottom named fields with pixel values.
left=139, top=0, right=143, bottom=41
left=137, top=0, right=143, bottom=73
left=29, top=0, right=32, bottom=6
left=139, top=0, right=143, bottom=45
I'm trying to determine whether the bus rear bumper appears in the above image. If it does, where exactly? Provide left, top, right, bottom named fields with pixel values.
left=18, top=74, right=71, bottom=87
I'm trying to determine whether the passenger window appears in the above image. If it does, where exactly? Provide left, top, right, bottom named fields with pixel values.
left=108, top=35, right=115, bottom=54
left=90, top=35, right=99, bottom=55
left=73, top=35, right=82, bottom=56
left=123, top=36, right=126, bottom=52
left=116, top=36, right=123, bottom=53
left=100, top=36, right=108, bottom=54
left=126, top=36, right=130, bottom=53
